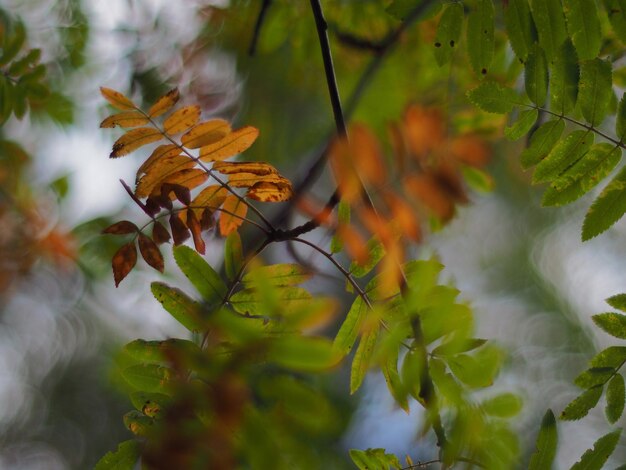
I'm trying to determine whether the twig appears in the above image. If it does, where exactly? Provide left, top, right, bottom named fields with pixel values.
left=248, top=0, right=272, bottom=56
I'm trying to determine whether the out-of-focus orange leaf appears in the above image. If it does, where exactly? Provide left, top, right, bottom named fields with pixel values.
left=219, top=195, right=248, bottom=236
left=136, top=144, right=181, bottom=181
left=336, top=224, right=368, bottom=265
left=186, top=209, right=206, bottom=254
left=329, top=136, right=361, bottom=203
left=246, top=180, right=293, bottom=202
left=449, top=134, right=491, bottom=167
left=212, top=161, right=278, bottom=176
left=135, top=155, right=196, bottom=197
left=403, top=173, right=455, bottom=221
left=100, top=111, right=149, bottom=129
left=388, top=122, right=408, bottom=175
left=384, top=192, right=422, bottom=242
left=100, top=87, right=136, bottom=110
left=102, top=220, right=139, bottom=235
left=358, top=206, right=393, bottom=246
left=138, top=233, right=164, bottom=272
left=152, top=221, right=171, bottom=244
left=403, top=105, right=445, bottom=158
left=169, top=213, right=190, bottom=245
left=351, top=124, right=387, bottom=187
left=148, top=88, right=180, bottom=118
left=110, top=127, right=162, bottom=158
left=433, top=163, right=468, bottom=204
left=112, top=242, right=137, bottom=287
left=296, top=197, right=334, bottom=226
left=199, top=126, right=259, bottom=161
left=163, top=105, right=201, bottom=134
left=181, top=120, right=231, bottom=149
left=37, top=226, right=78, bottom=267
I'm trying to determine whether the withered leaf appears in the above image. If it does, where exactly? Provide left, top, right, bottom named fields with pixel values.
left=201, top=208, right=214, bottom=231
left=228, top=173, right=287, bottom=188
left=100, top=87, right=136, bottom=110
left=135, top=155, right=196, bottom=198
left=163, top=105, right=201, bottom=134
left=212, top=161, right=278, bottom=176
left=199, top=126, right=259, bottom=161
left=136, top=144, right=181, bottom=181
left=246, top=180, right=293, bottom=202
left=219, top=195, right=248, bottom=236
left=186, top=209, right=206, bottom=254
left=144, top=197, right=162, bottom=216
left=100, top=111, right=149, bottom=129
left=110, top=127, right=162, bottom=158
left=112, top=242, right=137, bottom=287
left=102, top=220, right=139, bottom=235
left=138, top=233, right=164, bottom=272
left=161, top=183, right=191, bottom=206
left=152, top=221, right=171, bottom=244
left=148, top=88, right=179, bottom=118
left=181, top=119, right=231, bottom=149
left=169, top=213, right=190, bottom=245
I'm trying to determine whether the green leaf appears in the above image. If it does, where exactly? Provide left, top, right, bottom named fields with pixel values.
left=94, top=440, right=140, bottom=470
left=0, top=21, right=25, bottom=66
left=130, top=391, right=171, bottom=417
left=122, top=364, right=172, bottom=393
left=532, top=131, right=594, bottom=184
left=446, top=345, right=502, bottom=389
left=243, top=263, right=311, bottom=286
left=432, top=337, right=487, bottom=356
left=604, top=0, right=626, bottom=44
left=520, top=119, right=565, bottom=169
left=461, top=166, right=495, bottom=192
left=582, top=166, right=626, bottom=240
left=123, top=410, right=154, bottom=436
left=528, top=409, right=558, bottom=470
left=267, top=335, right=342, bottom=372
left=349, top=448, right=401, bottom=470
left=551, top=144, right=621, bottom=192
left=525, top=43, right=549, bottom=106
left=570, top=429, right=622, bottom=470
left=334, top=296, right=368, bottom=355
left=593, top=313, right=626, bottom=339
left=467, top=81, right=520, bottom=114
left=224, top=231, right=243, bottom=281
left=607, top=293, right=626, bottom=312
left=617, top=93, right=626, bottom=141
left=482, top=393, right=523, bottom=417
left=124, top=338, right=200, bottom=364
left=433, top=2, right=463, bottom=66
left=429, top=357, right=464, bottom=405
left=560, top=386, right=603, bottom=420
left=173, top=245, right=226, bottom=305
left=504, top=0, right=537, bottom=60
left=350, top=326, right=379, bottom=394
left=381, top=350, right=409, bottom=412
left=229, top=286, right=311, bottom=315
left=151, top=282, right=204, bottom=332
left=529, top=0, right=568, bottom=62
left=605, top=374, right=625, bottom=424
left=590, top=346, right=626, bottom=368
left=331, top=201, right=350, bottom=254
left=579, top=58, right=613, bottom=126
left=550, top=39, right=579, bottom=114
left=541, top=180, right=587, bottom=207
left=350, top=237, right=385, bottom=278
left=505, top=109, right=539, bottom=141
left=401, top=349, right=425, bottom=400
left=575, top=368, right=615, bottom=389
left=563, top=0, right=601, bottom=60
left=466, top=0, right=495, bottom=76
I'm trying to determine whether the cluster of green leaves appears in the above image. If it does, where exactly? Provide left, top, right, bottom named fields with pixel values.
left=459, top=0, right=626, bottom=240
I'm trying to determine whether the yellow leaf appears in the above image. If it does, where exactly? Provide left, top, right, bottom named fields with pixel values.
left=161, top=169, right=207, bottom=194
left=199, top=126, right=259, bottom=161
left=182, top=185, right=228, bottom=223
left=100, top=111, right=149, bottom=128
left=181, top=119, right=231, bottom=149
left=212, top=161, right=278, bottom=176
left=228, top=173, right=287, bottom=188
left=136, top=144, right=181, bottom=181
left=163, top=105, right=201, bottom=134
left=148, top=88, right=180, bottom=118
left=135, top=155, right=196, bottom=197
left=110, top=127, right=163, bottom=158
left=219, top=195, right=248, bottom=236
left=246, top=180, right=293, bottom=202
left=100, top=87, right=136, bottom=110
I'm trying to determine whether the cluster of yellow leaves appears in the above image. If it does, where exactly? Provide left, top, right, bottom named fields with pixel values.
left=100, top=87, right=293, bottom=286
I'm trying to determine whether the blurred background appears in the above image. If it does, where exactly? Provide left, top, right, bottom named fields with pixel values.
left=1, top=0, right=625, bottom=468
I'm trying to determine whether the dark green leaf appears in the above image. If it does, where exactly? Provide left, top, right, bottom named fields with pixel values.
left=124, top=338, right=200, bottom=363
left=617, top=93, right=626, bottom=140
left=467, top=81, right=520, bottom=114
left=605, top=374, right=625, bottom=424
left=433, top=2, right=463, bottom=66
left=551, top=144, right=621, bottom=192
left=525, top=43, right=549, bottom=106
left=504, top=0, right=537, bottom=60
left=593, top=313, right=626, bottom=339
left=550, top=39, right=579, bottom=114
left=520, top=119, right=565, bottom=169
left=173, top=245, right=226, bottom=305
left=532, top=131, right=594, bottom=184
left=604, top=0, right=626, bottom=44
left=123, top=410, right=154, bottom=436
left=94, top=440, right=140, bottom=470
left=560, top=386, right=602, bottom=420
left=350, top=327, right=379, bottom=394
left=151, top=282, right=204, bottom=332
left=505, top=109, right=538, bottom=141
left=575, top=368, right=615, bottom=389
left=563, top=0, right=601, bottom=60
left=579, top=58, right=613, bottom=126
left=606, top=293, right=626, bottom=312
left=466, top=0, right=495, bottom=76
left=528, top=409, right=558, bottom=470
left=570, top=430, right=621, bottom=470
left=224, top=231, right=243, bottom=281
left=582, top=166, right=626, bottom=240
left=529, top=0, right=568, bottom=61
left=381, top=350, right=409, bottom=412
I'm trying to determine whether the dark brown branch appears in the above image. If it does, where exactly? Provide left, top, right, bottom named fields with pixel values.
left=248, top=0, right=272, bottom=56
left=329, top=24, right=386, bottom=54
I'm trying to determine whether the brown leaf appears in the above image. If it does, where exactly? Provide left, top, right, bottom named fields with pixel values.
left=144, top=197, right=163, bottom=216
left=102, top=220, right=139, bottom=235
left=181, top=120, right=231, bottom=149
left=100, top=111, right=149, bottom=128
left=152, top=221, right=171, bottom=244
left=201, top=208, right=214, bottom=231
left=246, top=180, right=293, bottom=202
left=219, top=195, right=248, bottom=236
left=199, top=126, right=259, bottom=161
left=403, top=105, right=445, bottom=159
left=135, top=155, right=196, bottom=197
left=329, top=136, right=361, bottom=203
left=161, top=183, right=191, bottom=206
left=169, top=213, right=190, bottom=245
left=136, top=144, right=181, bottom=181
left=212, top=161, right=278, bottom=176
left=148, top=88, right=180, bottom=118
left=187, top=209, right=206, bottom=254
left=112, top=242, right=137, bottom=287
left=110, top=127, right=163, bottom=158
left=138, top=233, right=165, bottom=272
left=227, top=173, right=287, bottom=188
left=403, top=173, right=455, bottom=221
left=163, top=105, right=201, bottom=134
left=449, top=134, right=491, bottom=167
left=100, top=87, right=136, bottom=110
left=383, top=192, right=422, bottom=242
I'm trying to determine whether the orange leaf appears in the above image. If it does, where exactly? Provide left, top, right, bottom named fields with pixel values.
left=100, top=87, right=136, bottom=110
left=449, top=134, right=491, bottom=167
left=148, top=88, right=180, bottom=118
left=135, top=154, right=196, bottom=197
left=219, top=195, right=248, bottom=236
left=110, top=127, right=163, bottom=158
left=136, top=144, right=181, bottom=181
left=228, top=173, right=288, bottom=188
left=336, top=224, right=368, bottom=265
left=138, top=233, right=164, bottom=272
left=383, top=192, right=422, bottom=242
left=181, top=120, right=231, bottom=149
left=112, top=242, right=137, bottom=287
left=246, top=180, right=293, bottom=202
left=163, top=105, right=201, bottom=134
left=403, top=105, right=445, bottom=159
left=191, top=185, right=228, bottom=212
left=212, top=161, right=278, bottom=176
left=162, top=169, right=208, bottom=194
left=329, top=136, right=361, bottom=203
left=403, top=173, right=455, bottom=221
left=199, top=126, right=259, bottom=161
left=187, top=209, right=206, bottom=254
left=152, top=221, right=171, bottom=244
left=350, top=124, right=387, bottom=187
left=169, top=213, right=190, bottom=245
left=100, top=111, right=149, bottom=129
left=102, top=220, right=139, bottom=235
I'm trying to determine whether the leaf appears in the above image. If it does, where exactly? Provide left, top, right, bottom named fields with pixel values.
left=212, top=161, right=278, bottom=176
left=505, top=109, right=538, bottom=141
left=224, top=232, right=244, bottom=281
left=112, top=242, right=137, bottom=287
left=135, top=154, right=196, bottom=198
left=382, top=351, right=409, bottom=412
left=466, top=0, right=495, bottom=76
left=446, top=345, right=502, bottom=388
left=169, top=213, right=190, bottom=245
left=333, top=296, right=368, bottom=356
left=124, top=338, right=200, bottom=363
left=528, top=409, right=558, bottom=470
left=563, top=0, right=601, bottom=61
left=110, top=127, right=163, bottom=158
left=130, top=391, right=171, bottom=417
left=246, top=180, right=293, bottom=202
left=138, top=233, right=164, bottom=272
left=590, top=346, right=626, bottom=368
left=173, top=245, right=227, bottom=305
left=525, top=43, right=548, bottom=106
left=100, top=111, right=149, bottom=129
left=267, top=336, right=342, bottom=372
left=570, top=430, right=621, bottom=470
left=243, top=264, right=311, bottom=287
left=520, top=119, right=565, bottom=169
left=151, top=281, right=204, bottom=331
left=605, top=0, right=626, bottom=44
left=219, top=195, right=248, bottom=236
left=529, top=0, right=567, bottom=61
left=186, top=209, right=206, bottom=255
left=94, top=440, right=140, bottom=470
left=148, top=88, right=179, bottom=118
left=433, top=2, right=463, bottom=66
left=331, top=201, right=350, bottom=253
left=532, top=130, right=594, bottom=184
left=102, top=220, right=139, bottom=235
left=163, top=105, right=201, bottom=134
left=123, top=411, right=154, bottom=436
left=575, top=368, right=615, bottom=389
left=550, top=39, right=580, bottom=114
left=582, top=166, right=626, bottom=240
left=579, top=58, right=613, bottom=127
left=607, top=293, right=626, bottom=312
left=136, top=144, right=181, bottom=180
left=349, top=237, right=385, bottom=278
left=606, top=374, right=625, bottom=424
left=199, top=126, right=260, bottom=161
left=504, top=0, right=537, bottom=60
left=350, top=326, right=379, bottom=394
left=592, top=312, right=626, bottom=339
left=617, top=93, right=626, bottom=141
left=100, top=87, right=136, bottom=110
left=181, top=119, right=231, bottom=149
left=560, top=386, right=603, bottom=420
left=551, top=144, right=620, bottom=192
left=482, top=393, right=523, bottom=417
left=229, top=287, right=312, bottom=315
left=467, top=81, right=520, bottom=113
left=122, top=363, right=172, bottom=393
left=349, top=448, right=401, bottom=470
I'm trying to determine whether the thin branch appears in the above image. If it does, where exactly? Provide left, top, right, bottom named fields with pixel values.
left=248, top=0, right=272, bottom=56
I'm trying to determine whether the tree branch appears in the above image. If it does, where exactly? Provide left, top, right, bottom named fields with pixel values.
left=248, top=0, right=272, bottom=56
